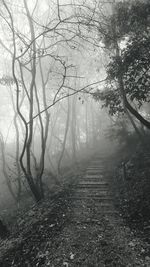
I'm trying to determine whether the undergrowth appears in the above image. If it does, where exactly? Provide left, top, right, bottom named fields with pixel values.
left=112, top=134, right=150, bottom=242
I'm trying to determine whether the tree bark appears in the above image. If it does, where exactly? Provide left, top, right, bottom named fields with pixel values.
left=57, top=97, right=70, bottom=175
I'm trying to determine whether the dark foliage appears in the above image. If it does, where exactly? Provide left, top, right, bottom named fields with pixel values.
left=0, top=220, right=9, bottom=239
left=104, top=116, right=136, bottom=146
left=112, top=139, right=150, bottom=240
left=95, top=0, right=150, bottom=117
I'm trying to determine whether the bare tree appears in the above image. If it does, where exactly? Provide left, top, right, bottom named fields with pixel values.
left=0, top=0, right=107, bottom=202
left=0, top=133, right=18, bottom=202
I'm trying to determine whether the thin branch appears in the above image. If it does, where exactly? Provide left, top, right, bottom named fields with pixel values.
left=57, top=0, right=61, bottom=21
left=28, top=78, right=107, bottom=123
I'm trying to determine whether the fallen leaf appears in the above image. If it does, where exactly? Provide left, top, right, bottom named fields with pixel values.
left=63, top=261, right=69, bottom=267
left=70, top=252, right=75, bottom=260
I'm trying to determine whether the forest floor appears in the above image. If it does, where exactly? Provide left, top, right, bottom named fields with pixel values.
left=0, top=148, right=150, bottom=266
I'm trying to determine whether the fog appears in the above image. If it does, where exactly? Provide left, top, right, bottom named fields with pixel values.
left=0, top=0, right=148, bottom=220
left=0, top=1, right=150, bottom=265
left=0, top=0, right=111, bottom=209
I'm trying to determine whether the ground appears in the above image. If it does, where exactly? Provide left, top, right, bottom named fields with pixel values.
left=0, top=150, right=150, bottom=267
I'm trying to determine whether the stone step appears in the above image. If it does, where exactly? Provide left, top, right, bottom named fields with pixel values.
left=80, top=177, right=107, bottom=184
left=89, top=161, right=104, bottom=164
left=88, top=164, right=104, bottom=167
left=85, top=172, right=104, bottom=175
left=82, top=179, right=105, bottom=183
left=86, top=169, right=104, bottom=172
left=75, top=185, right=109, bottom=189
left=87, top=166, right=104, bottom=168
left=84, top=175, right=104, bottom=180
left=75, top=187, right=109, bottom=191
left=87, top=169, right=104, bottom=171
left=87, top=166, right=104, bottom=169
left=68, top=195, right=113, bottom=200
left=72, top=199, right=113, bottom=207
left=74, top=189, right=109, bottom=194
left=73, top=204, right=114, bottom=212
left=86, top=172, right=103, bottom=174
left=73, top=212, right=117, bottom=218
left=87, top=168, right=104, bottom=171
left=84, top=173, right=105, bottom=176
left=81, top=182, right=108, bottom=185
left=91, top=159, right=104, bottom=162
left=68, top=156, right=117, bottom=218
left=85, top=170, right=104, bottom=173
left=73, top=194, right=110, bottom=198
left=97, top=205, right=115, bottom=211
left=75, top=185, right=109, bottom=190
left=92, top=199, right=113, bottom=206
left=72, top=210, right=117, bottom=218
left=77, top=183, right=109, bottom=187
left=79, top=181, right=107, bottom=184
left=73, top=192, right=110, bottom=198
left=90, top=164, right=103, bottom=167
left=74, top=191, right=109, bottom=196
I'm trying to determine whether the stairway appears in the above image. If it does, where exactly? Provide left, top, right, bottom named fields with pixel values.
left=69, top=156, right=117, bottom=222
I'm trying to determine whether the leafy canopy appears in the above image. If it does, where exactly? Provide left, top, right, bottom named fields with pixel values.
left=94, top=0, right=150, bottom=116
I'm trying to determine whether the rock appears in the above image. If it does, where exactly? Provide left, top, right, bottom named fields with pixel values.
left=128, top=241, right=135, bottom=248
left=70, top=252, right=75, bottom=260
left=141, top=248, right=145, bottom=253
left=63, top=261, right=69, bottom=267
left=145, top=256, right=150, bottom=261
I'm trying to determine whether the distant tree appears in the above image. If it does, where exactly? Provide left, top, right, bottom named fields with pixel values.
left=0, top=134, right=18, bottom=202
left=57, top=96, right=70, bottom=176
left=0, top=0, right=75, bottom=201
left=0, top=0, right=101, bottom=201
left=0, top=77, right=23, bottom=202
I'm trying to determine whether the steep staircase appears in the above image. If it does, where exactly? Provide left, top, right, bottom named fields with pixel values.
left=69, top=155, right=117, bottom=223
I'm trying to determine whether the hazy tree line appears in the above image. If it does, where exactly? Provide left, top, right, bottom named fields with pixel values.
left=0, top=0, right=149, bottom=203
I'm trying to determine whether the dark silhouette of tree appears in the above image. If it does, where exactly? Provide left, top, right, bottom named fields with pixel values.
left=93, top=0, right=150, bottom=129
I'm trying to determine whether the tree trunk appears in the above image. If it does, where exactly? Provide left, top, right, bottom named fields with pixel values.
left=71, top=95, right=77, bottom=163
left=0, top=134, right=18, bottom=202
left=57, top=97, right=70, bottom=175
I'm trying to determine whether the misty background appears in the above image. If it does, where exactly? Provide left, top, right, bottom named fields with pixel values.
left=0, top=0, right=149, bottom=222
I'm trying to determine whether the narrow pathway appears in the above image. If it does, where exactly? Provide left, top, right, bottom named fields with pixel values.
left=45, top=155, right=146, bottom=266
left=69, top=156, right=116, bottom=223
left=0, top=155, right=148, bottom=266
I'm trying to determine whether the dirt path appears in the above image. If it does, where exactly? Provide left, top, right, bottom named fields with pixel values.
left=0, top=155, right=149, bottom=266
left=42, top=156, right=148, bottom=266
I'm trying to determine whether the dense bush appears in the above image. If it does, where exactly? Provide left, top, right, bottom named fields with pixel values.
left=112, top=139, right=150, bottom=236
